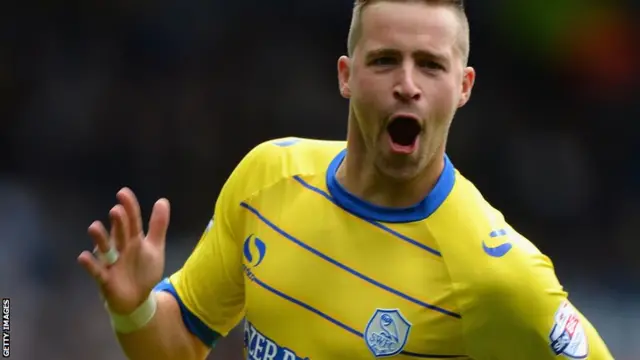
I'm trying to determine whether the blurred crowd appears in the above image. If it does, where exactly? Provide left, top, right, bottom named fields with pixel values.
left=1, top=1, right=639, bottom=359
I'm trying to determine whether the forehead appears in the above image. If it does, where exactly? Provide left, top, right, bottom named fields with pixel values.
left=359, top=2, right=460, bottom=56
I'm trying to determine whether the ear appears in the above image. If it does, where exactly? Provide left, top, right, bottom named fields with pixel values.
left=458, top=66, right=476, bottom=108
left=337, top=55, right=352, bottom=99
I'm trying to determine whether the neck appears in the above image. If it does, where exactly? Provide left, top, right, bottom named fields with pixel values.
left=336, top=112, right=446, bottom=209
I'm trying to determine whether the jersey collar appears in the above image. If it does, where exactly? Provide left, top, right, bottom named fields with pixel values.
left=325, top=149, right=455, bottom=223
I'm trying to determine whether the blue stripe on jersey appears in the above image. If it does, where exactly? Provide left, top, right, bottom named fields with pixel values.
left=249, top=273, right=466, bottom=359
left=293, top=175, right=442, bottom=257
left=325, top=149, right=456, bottom=223
left=252, top=275, right=361, bottom=337
left=240, top=202, right=461, bottom=319
left=153, top=278, right=221, bottom=347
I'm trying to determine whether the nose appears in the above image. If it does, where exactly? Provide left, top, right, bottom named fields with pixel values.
left=393, top=68, right=421, bottom=102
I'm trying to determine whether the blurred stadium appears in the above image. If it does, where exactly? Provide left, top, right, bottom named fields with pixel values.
left=1, top=1, right=639, bottom=359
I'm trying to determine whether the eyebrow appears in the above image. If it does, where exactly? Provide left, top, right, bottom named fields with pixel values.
left=365, top=48, right=450, bottom=64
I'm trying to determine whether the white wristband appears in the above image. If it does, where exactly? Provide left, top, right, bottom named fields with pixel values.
left=106, top=292, right=158, bottom=334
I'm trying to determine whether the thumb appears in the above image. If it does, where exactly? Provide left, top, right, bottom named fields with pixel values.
left=147, top=198, right=170, bottom=246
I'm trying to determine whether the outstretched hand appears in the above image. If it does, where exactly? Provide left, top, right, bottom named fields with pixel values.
left=78, top=187, right=170, bottom=314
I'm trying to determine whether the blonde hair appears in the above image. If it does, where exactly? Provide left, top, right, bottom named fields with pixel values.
left=347, top=0, right=470, bottom=65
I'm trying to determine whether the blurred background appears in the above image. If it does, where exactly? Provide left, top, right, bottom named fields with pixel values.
left=1, top=1, right=639, bottom=359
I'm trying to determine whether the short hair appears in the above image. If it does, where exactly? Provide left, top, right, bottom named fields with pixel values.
left=347, top=0, right=470, bottom=65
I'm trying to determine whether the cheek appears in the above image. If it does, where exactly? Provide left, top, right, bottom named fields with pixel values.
left=351, top=79, right=385, bottom=140
left=421, top=82, right=458, bottom=139
left=352, top=82, right=385, bottom=123
left=352, top=77, right=377, bottom=101
left=424, top=80, right=458, bottom=113
left=353, top=71, right=389, bottom=99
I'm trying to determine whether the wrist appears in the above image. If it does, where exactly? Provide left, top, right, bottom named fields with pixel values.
left=105, top=292, right=158, bottom=334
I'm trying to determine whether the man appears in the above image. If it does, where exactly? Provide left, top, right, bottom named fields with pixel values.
left=78, top=0, right=614, bottom=359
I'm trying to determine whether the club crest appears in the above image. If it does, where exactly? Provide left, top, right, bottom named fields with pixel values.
left=549, top=301, right=588, bottom=358
left=364, top=308, right=412, bottom=357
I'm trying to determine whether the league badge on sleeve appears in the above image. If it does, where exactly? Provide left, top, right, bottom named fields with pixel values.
left=364, top=308, right=412, bottom=357
left=549, top=301, right=588, bottom=358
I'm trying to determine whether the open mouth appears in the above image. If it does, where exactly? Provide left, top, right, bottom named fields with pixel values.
left=386, top=116, right=422, bottom=148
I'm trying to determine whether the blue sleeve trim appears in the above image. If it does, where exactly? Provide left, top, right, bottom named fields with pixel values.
left=153, top=278, right=221, bottom=347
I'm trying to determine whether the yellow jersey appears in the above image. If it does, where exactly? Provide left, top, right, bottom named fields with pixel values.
left=154, top=137, right=613, bottom=359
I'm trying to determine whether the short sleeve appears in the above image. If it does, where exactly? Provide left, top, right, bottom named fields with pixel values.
left=153, top=143, right=277, bottom=347
left=154, top=181, right=245, bottom=346
left=153, top=140, right=294, bottom=347
left=463, top=251, right=614, bottom=360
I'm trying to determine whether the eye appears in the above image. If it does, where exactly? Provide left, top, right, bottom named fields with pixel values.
left=370, top=56, right=398, bottom=66
left=418, top=60, right=444, bottom=70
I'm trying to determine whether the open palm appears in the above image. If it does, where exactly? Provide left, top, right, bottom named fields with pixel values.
left=78, top=188, right=170, bottom=315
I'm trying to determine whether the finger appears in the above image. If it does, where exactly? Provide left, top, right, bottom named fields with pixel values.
left=88, top=221, right=111, bottom=254
left=77, top=251, right=109, bottom=285
left=116, top=187, right=143, bottom=239
left=109, top=204, right=130, bottom=250
left=147, top=198, right=170, bottom=247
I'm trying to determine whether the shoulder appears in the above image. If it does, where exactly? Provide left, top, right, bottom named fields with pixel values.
left=223, top=137, right=346, bottom=203
left=433, top=170, right=563, bottom=298
left=430, top=169, right=589, bottom=359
